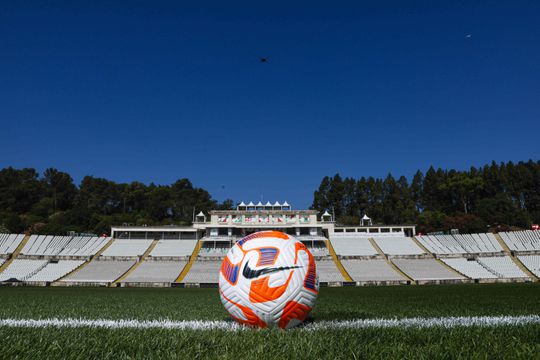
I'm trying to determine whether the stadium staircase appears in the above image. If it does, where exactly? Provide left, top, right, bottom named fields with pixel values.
left=112, top=240, right=160, bottom=286
left=24, top=261, right=49, bottom=281
left=410, top=236, right=431, bottom=254
left=435, top=257, right=469, bottom=279
left=494, top=233, right=539, bottom=281
left=476, top=258, right=504, bottom=278
left=0, top=234, right=31, bottom=274
left=53, top=237, right=115, bottom=285
left=175, top=240, right=203, bottom=283
left=411, top=236, right=469, bottom=279
left=325, top=239, right=353, bottom=282
left=368, top=237, right=413, bottom=282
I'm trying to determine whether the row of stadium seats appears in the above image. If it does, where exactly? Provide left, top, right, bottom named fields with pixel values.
left=374, top=237, right=425, bottom=256
left=22, top=237, right=197, bottom=259
left=416, top=233, right=503, bottom=255
left=316, top=259, right=346, bottom=282
left=100, top=240, right=152, bottom=257
left=98, top=255, right=540, bottom=283
left=0, top=259, right=48, bottom=281
left=329, top=235, right=378, bottom=256
left=0, top=234, right=25, bottom=255
left=0, top=259, right=85, bottom=282
left=60, top=259, right=188, bottom=284
left=198, top=247, right=229, bottom=256
left=1, top=254, right=536, bottom=285
left=26, top=260, right=85, bottom=282
left=441, top=258, right=497, bottom=279
left=518, top=255, right=540, bottom=277
left=309, top=246, right=330, bottom=256
left=341, top=259, right=401, bottom=281
left=122, top=260, right=187, bottom=283
left=1, top=232, right=539, bottom=285
left=329, top=235, right=425, bottom=256
left=58, top=237, right=110, bottom=257
left=296, top=235, right=328, bottom=242
left=341, top=259, right=464, bottom=282
left=61, top=260, right=136, bottom=283
left=477, top=256, right=528, bottom=278
left=4, top=231, right=540, bottom=260
left=441, top=256, right=528, bottom=279
left=391, top=259, right=463, bottom=281
left=182, top=260, right=221, bottom=283
left=23, top=236, right=76, bottom=256
left=21, top=235, right=110, bottom=257
left=149, top=240, right=197, bottom=257
left=499, top=231, right=540, bottom=252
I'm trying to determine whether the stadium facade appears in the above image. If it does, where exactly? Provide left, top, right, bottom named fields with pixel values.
left=111, top=201, right=417, bottom=241
left=0, top=201, right=539, bottom=287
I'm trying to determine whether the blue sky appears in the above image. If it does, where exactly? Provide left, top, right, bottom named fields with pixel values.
left=1, top=1, right=539, bottom=208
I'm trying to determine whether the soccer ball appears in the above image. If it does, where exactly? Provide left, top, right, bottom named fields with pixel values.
left=219, top=231, right=319, bottom=329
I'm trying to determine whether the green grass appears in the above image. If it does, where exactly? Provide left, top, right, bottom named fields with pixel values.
left=1, top=283, right=539, bottom=359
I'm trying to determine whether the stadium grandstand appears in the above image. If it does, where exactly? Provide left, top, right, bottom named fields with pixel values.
left=0, top=202, right=539, bottom=287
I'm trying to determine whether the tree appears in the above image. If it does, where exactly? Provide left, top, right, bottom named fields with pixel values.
left=422, top=167, right=444, bottom=212
left=43, top=168, right=77, bottom=212
left=0, top=167, right=44, bottom=214
left=218, top=199, right=235, bottom=210
left=410, top=170, right=424, bottom=211
left=354, top=177, right=369, bottom=216
left=381, top=174, right=399, bottom=224
left=476, top=194, right=530, bottom=228
left=312, top=176, right=331, bottom=212
left=77, top=176, right=122, bottom=215
left=439, top=173, right=483, bottom=214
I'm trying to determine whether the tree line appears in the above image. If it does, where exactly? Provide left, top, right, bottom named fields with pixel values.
left=311, top=160, right=540, bottom=234
left=2, top=160, right=539, bottom=236
left=0, top=167, right=233, bottom=235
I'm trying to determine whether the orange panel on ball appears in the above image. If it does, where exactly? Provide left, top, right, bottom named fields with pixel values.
left=249, top=271, right=293, bottom=303
left=278, top=300, right=312, bottom=329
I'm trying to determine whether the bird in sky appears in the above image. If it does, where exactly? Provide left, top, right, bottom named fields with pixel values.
left=259, top=57, right=269, bottom=63
left=465, top=34, right=472, bottom=38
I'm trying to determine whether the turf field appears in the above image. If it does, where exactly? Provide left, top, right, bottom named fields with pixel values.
left=0, top=283, right=539, bottom=359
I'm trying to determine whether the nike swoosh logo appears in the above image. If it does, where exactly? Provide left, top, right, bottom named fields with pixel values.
left=242, top=261, right=301, bottom=279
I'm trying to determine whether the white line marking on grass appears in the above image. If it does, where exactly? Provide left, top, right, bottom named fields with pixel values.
left=0, top=319, right=244, bottom=331
left=0, top=316, right=539, bottom=331
left=302, top=315, right=540, bottom=330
